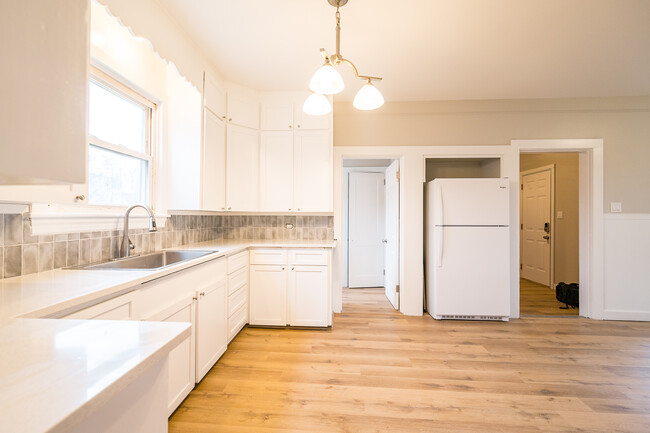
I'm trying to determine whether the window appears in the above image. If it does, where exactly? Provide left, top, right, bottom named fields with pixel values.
left=88, top=66, right=155, bottom=206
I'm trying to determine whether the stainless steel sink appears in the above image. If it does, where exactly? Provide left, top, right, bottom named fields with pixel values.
left=71, top=250, right=217, bottom=270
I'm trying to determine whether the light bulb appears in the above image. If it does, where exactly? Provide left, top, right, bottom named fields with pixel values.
left=353, top=82, right=384, bottom=110
left=302, top=93, right=331, bottom=116
left=309, top=63, right=344, bottom=95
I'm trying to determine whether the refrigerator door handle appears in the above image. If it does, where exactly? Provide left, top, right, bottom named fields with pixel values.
left=436, top=226, right=444, bottom=267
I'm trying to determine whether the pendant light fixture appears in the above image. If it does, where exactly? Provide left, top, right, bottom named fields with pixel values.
left=304, top=0, right=383, bottom=115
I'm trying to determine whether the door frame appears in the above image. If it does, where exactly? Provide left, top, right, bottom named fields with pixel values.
left=513, top=139, right=604, bottom=319
left=519, top=164, right=556, bottom=287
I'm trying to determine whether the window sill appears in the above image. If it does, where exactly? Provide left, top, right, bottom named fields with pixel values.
left=29, top=203, right=168, bottom=236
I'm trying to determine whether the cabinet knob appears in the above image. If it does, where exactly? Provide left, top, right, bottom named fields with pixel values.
left=221, top=116, right=226, bottom=119
left=291, top=267, right=295, bottom=271
left=288, top=208, right=292, bottom=211
left=200, top=291, right=205, bottom=297
left=228, top=207, right=232, bottom=210
left=75, top=195, right=85, bottom=201
left=228, top=118, right=232, bottom=122
left=289, top=125, right=292, bottom=129
left=297, top=125, right=301, bottom=128
left=282, top=267, right=285, bottom=270
left=222, top=207, right=226, bottom=210
left=192, top=296, right=198, bottom=301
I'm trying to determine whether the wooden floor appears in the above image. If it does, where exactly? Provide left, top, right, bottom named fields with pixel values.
left=169, top=288, right=650, bottom=433
left=520, top=278, right=579, bottom=316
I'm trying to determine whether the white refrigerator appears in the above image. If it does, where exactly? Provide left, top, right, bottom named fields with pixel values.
left=425, top=178, right=510, bottom=321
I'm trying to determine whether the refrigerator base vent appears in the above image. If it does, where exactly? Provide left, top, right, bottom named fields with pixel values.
left=437, top=315, right=509, bottom=322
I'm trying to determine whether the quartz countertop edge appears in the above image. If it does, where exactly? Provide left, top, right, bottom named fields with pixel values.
left=1, top=239, right=336, bottom=321
left=0, top=319, right=191, bottom=433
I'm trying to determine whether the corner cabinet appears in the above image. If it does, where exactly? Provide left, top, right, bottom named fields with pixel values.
left=195, top=275, right=228, bottom=382
left=202, top=108, right=227, bottom=211
left=249, top=248, right=331, bottom=327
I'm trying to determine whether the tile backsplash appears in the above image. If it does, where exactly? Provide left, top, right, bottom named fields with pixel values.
left=0, top=214, right=333, bottom=279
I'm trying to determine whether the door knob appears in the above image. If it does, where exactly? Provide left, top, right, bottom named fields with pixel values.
left=543, top=235, right=550, bottom=240
left=382, top=239, right=388, bottom=243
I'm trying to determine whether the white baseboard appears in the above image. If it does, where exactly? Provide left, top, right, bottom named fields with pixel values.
left=603, top=310, right=650, bottom=321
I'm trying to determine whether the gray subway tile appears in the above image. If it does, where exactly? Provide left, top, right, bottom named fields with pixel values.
left=4, top=245, right=22, bottom=278
left=53, top=242, right=67, bottom=269
left=54, top=234, right=68, bottom=242
left=67, top=232, right=80, bottom=241
left=67, top=240, right=79, bottom=267
left=38, top=243, right=54, bottom=272
left=0, top=247, right=3, bottom=279
left=101, top=237, right=111, bottom=262
left=4, top=214, right=22, bottom=245
left=79, top=239, right=91, bottom=265
left=38, top=234, right=53, bottom=243
left=91, top=238, right=102, bottom=263
left=23, top=218, right=38, bottom=244
left=23, top=243, right=39, bottom=275
left=0, top=215, right=3, bottom=247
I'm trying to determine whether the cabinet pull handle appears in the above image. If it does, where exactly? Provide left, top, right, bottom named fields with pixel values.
left=75, top=195, right=85, bottom=201
left=228, top=118, right=232, bottom=122
left=228, top=207, right=232, bottom=210
left=282, top=267, right=285, bottom=270
left=291, top=267, right=295, bottom=270
left=297, top=125, right=301, bottom=128
left=200, top=291, right=205, bottom=297
left=221, top=116, right=226, bottom=119
left=192, top=296, right=198, bottom=301
left=289, top=125, right=292, bottom=129
left=288, top=208, right=292, bottom=211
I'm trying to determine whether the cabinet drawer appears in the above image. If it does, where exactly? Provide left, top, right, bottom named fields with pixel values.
left=62, top=290, right=138, bottom=320
left=227, top=250, right=249, bottom=274
left=228, top=303, right=248, bottom=341
left=289, top=249, right=328, bottom=266
left=250, top=249, right=287, bottom=265
left=228, top=266, right=248, bottom=295
left=228, top=285, right=248, bottom=316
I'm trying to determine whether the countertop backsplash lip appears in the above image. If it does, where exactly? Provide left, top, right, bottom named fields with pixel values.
left=1, top=213, right=333, bottom=280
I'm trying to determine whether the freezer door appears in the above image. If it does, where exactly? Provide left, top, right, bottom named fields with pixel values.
left=432, top=178, right=509, bottom=226
left=433, top=226, right=510, bottom=317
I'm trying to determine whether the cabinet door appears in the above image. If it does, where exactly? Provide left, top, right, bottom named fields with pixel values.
left=0, top=1, right=88, bottom=185
left=261, top=100, right=294, bottom=131
left=227, top=92, right=259, bottom=129
left=226, top=125, right=259, bottom=211
left=294, top=130, right=331, bottom=212
left=288, top=266, right=329, bottom=327
left=260, top=131, right=294, bottom=212
left=294, top=94, right=330, bottom=130
left=204, top=71, right=227, bottom=119
left=144, top=295, right=196, bottom=416
left=62, top=291, right=138, bottom=320
left=195, top=277, right=227, bottom=382
left=202, top=109, right=226, bottom=211
left=249, top=265, right=287, bottom=326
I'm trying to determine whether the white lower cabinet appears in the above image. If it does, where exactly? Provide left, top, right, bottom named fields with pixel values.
left=144, top=295, right=195, bottom=416
left=61, top=291, right=139, bottom=320
left=288, top=266, right=329, bottom=327
left=227, top=251, right=249, bottom=342
left=249, top=264, right=288, bottom=326
left=195, top=275, right=228, bottom=382
left=249, top=248, right=330, bottom=327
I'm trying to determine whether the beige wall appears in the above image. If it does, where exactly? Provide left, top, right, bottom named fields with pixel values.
left=334, top=97, right=650, bottom=213
left=521, top=153, right=579, bottom=284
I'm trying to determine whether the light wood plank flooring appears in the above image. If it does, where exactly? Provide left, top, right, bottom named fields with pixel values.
left=169, top=287, right=650, bottom=432
left=520, top=278, right=579, bottom=316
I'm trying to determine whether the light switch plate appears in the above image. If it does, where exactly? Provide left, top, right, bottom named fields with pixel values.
left=610, top=202, right=622, bottom=213
left=557, top=211, right=564, bottom=219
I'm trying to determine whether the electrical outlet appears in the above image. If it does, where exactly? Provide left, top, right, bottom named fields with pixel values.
left=610, top=202, right=622, bottom=213
left=557, top=211, right=564, bottom=219
left=285, top=223, right=295, bottom=229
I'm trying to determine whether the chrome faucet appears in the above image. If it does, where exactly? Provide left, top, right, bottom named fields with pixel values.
left=121, top=204, right=157, bottom=258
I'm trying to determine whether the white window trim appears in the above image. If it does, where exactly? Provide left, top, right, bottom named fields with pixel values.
left=88, top=65, right=157, bottom=209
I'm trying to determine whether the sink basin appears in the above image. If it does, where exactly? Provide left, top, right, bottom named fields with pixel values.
left=72, top=250, right=218, bottom=270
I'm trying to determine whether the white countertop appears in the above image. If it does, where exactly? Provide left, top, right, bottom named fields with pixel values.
left=0, top=318, right=190, bottom=433
left=0, top=239, right=336, bottom=322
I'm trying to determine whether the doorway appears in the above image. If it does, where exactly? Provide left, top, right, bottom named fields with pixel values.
left=519, top=153, right=580, bottom=316
left=342, top=158, right=400, bottom=310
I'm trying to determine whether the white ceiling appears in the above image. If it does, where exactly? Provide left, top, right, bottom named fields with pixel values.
left=156, top=0, right=650, bottom=102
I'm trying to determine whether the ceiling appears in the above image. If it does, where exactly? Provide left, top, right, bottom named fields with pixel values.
left=156, top=0, right=650, bottom=102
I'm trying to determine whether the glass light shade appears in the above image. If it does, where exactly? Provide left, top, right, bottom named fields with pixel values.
left=353, top=82, right=384, bottom=110
left=309, top=64, right=344, bottom=95
left=302, top=93, right=332, bottom=116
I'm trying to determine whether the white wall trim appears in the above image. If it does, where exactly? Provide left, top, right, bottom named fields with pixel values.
left=512, top=138, right=604, bottom=320
left=603, top=310, right=650, bottom=321
left=29, top=203, right=168, bottom=235
left=604, top=213, right=650, bottom=220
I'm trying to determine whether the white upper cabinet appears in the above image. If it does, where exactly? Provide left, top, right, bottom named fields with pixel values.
left=226, top=125, right=259, bottom=211
left=204, top=71, right=227, bottom=119
left=261, top=100, right=294, bottom=131
left=260, top=131, right=294, bottom=211
left=0, top=0, right=88, bottom=185
left=227, top=92, right=260, bottom=129
left=202, top=109, right=227, bottom=211
left=294, top=130, right=331, bottom=212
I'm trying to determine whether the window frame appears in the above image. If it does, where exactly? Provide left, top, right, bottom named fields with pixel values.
left=88, top=65, right=157, bottom=208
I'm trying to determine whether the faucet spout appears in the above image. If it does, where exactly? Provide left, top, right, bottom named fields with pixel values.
left=122, top=204, right=157, bottom=258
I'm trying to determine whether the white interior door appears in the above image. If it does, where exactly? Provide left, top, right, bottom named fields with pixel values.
left=521, top=169, right=552, bottom=286
left=384, top=161, right=400, bottom=309
left=349, top=172, right=385, bottom=288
